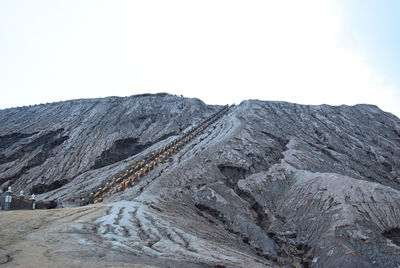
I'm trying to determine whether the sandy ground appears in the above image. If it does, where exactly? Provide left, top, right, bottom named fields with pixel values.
left=0, top=207, right=155, bottom=268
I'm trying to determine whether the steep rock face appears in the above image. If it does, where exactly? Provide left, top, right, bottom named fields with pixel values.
left=0, top=93, right=217, bottom=194
left=1, top=96, right=400, bottom=267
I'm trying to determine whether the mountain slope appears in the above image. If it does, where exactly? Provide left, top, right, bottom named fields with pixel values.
left=1, top=95, right=399, bottom=267
left=0, top=93, right=217, bottom=196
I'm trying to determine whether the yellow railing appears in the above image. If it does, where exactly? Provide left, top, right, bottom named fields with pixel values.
left=86, top=105, right=229, bottom=205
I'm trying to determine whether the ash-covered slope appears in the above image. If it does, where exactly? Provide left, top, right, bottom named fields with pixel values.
left=1, top=95, right=400, bottom=267
left=0, top=93, right=218, bottom=195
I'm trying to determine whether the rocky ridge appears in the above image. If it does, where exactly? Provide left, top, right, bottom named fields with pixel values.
left=0, top=93, right=217, bottom=196
left=0, top=94, right=399, bottom=267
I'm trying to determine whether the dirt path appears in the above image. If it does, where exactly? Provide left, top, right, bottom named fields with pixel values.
left=0, top=207, right=155, bottom=268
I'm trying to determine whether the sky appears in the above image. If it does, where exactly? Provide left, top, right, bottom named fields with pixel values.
left=0, top=0, right=399, bottom=117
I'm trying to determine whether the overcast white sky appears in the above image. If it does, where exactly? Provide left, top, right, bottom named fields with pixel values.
left=0, top=0, right=399, bottom=117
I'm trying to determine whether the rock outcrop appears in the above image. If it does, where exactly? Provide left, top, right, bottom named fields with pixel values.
left=0, top=94, right=399, bottom=267
left=0, top=93, right=217, bottom=195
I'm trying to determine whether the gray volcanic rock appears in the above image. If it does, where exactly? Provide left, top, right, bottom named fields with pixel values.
left=1, top=95, right=400, bottom=267
left=193, top=181, right=277, bottom=258
left=0, top=93, right=217, bottom=195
